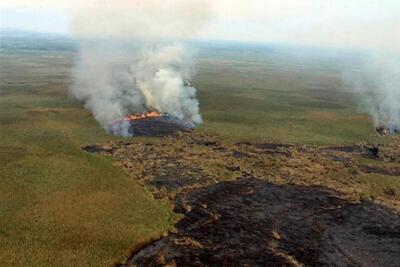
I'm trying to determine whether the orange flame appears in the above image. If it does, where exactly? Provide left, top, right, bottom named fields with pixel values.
left=122, top=111, right=164, bottom=121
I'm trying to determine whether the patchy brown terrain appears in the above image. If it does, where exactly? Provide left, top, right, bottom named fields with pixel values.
left=84, top=133, right=400, bottom=266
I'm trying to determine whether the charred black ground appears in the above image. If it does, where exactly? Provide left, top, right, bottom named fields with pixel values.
left=108, top=116, right=192, bottom=137
left=133, top=180, right=400, bottom=267
left=126, top=117, right=188, bottom=137
left=84, top=133, right=400, bottom=266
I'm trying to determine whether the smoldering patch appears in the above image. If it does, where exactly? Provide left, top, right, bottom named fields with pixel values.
left=107, top=112, right=194, bottom=137
left=68, top=1, right=211, bottom=136
left=344, top=54, right=400, bottom=134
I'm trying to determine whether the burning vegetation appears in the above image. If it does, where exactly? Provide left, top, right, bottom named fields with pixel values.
left=376, top=126, right=400, bottom=136
left=120, top=112, right=166, bottom=121
left=108, top=112, right=193, bottom=137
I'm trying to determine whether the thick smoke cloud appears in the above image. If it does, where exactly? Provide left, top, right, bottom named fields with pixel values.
left=345, top=54, right=400, bottom=132
left=69, top=0, right=212, bottom=135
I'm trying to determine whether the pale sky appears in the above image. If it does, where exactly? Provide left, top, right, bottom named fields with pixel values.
left=1, top=0, right=399, bottom=51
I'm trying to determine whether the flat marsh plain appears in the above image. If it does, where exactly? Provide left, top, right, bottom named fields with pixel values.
left=0, top=36, right=175, bottom=266
left=0, top=34, right=395, bottom=266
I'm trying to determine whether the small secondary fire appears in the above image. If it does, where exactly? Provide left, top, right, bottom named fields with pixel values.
left=108, top=111, right=192, bottom=137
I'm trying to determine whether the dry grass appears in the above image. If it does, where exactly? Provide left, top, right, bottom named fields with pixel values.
left=1, top=37, right=396, bottom=266
left=194, top=45, right=378, bottom=145
left=0, top=53, right=176, bottom=266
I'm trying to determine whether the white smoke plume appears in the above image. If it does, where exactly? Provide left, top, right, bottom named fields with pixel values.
left=69, top=0, right=212, bottom=136
left=346, top=53, right=400, bottom=133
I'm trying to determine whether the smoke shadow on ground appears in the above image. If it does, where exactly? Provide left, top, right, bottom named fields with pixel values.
left=130, top=179, right=400, bottom=266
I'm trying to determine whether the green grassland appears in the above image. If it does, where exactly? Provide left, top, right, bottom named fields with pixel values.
left=194, top=44, right=377, bottom=144
left=0, top=51, right=175, bottom=266
left=0, top=36, right=386, bottom=266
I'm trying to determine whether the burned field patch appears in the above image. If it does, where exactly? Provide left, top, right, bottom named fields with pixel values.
left=110, top=118, right=188, bottom=137
left=360, top=165, right=400, bottom=177
left=133, top=180, right=400, bottom=267
left=322, top=142, right=400, bottom=164
left=84, top=133, right=400, bottom=266
left=321, top=145, right=363, bottom=153
left=81, top=145, right=114, bottom=154
left=108, top=113, right=193, bottom=137
left=128, top=118, right=189, bottom=137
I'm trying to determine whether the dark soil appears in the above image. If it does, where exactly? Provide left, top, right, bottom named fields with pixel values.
left=131, top=180, right=400, bottom=267
left=321, top=145, right=381, bottom=158
left=360, top=165, right=400, bottom=177
left=129, top=118, right=188, bottom=136
left=84, top=133, right=400, bottom=266
left=109, top=117, right=191, bottom=137
left=256, top=143, right=293, bottom=150
left=321, top=145, right=364, bottom=153
left=82, top=145, right=114, bottom=154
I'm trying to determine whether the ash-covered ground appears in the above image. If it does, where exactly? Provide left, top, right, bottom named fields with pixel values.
left=84, top=133, right=400, bottom=266
left=108, top=115, right=194, bottom=137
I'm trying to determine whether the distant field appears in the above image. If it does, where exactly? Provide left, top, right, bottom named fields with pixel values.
left=193, top=43, right=378, bottom=144
left=0, top=35, right=382, bottom=266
